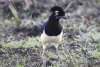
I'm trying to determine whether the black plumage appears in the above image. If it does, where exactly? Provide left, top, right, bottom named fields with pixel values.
left=50, top=6, right=65, bottom=16
left=38, top=6, right=66, bottom=36
left=45, top=12, right=63, bottom=36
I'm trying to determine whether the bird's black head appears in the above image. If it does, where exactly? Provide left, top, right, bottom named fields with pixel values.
left=50, top=6, right=67, bottom=19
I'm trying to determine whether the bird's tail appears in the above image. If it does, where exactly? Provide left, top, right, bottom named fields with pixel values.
left=36, top=35, right=41, bottom=41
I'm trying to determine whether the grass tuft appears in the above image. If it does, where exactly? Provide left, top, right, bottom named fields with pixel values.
left=9, top=3, right=21, bottom=28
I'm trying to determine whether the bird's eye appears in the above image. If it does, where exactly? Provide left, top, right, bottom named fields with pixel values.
left=55, top=11, right=59, bottom=16
left=56, top=13, right=58, bottom=15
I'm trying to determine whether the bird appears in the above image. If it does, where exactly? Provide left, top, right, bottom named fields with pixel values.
left=36, top=6, right=67, bottom=60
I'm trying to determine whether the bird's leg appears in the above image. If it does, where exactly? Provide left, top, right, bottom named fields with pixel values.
left=55, top=44, right=60, bottom=60
left=42, top=49, right=45, bottom=58
left=42, top=45, right=47, bottom=67
left=42, top=45, right=46, bottom=58
left=56, top=47, right=60, bottom=60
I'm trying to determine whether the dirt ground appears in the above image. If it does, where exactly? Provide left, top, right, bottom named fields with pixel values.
left=0, top=0, right=100, bottom=67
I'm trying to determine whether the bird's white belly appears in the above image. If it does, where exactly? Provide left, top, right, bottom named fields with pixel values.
left=40, top=31, right=63, bottom=44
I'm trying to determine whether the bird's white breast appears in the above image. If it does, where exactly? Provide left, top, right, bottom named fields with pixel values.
left=40, top=30, right=63, bottom=44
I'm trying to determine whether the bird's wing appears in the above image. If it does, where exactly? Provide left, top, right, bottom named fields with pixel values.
left=36, top=21, right=48, bottom=40
left=39, top=21, right=48, bottom=35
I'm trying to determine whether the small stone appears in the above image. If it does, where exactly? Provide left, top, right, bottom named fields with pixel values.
left=0, top=49, right=5, bottom=54
left=0, top=43, right=3, bottom=48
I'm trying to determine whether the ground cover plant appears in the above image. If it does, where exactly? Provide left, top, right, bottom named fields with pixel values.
left=0, top=0, right=100, bottom=67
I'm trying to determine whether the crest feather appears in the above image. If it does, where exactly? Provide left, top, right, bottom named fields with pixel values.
left=50, top=6, right=65, bottom=16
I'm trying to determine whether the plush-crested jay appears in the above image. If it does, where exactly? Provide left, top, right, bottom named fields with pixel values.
left=36, top=6, right=67, bottom=59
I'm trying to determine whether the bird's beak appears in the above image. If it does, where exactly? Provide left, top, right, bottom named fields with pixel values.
left=60, top=16, right=67, bottom=19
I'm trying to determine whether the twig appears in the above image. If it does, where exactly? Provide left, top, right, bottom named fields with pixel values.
left=64, top=1, right=74, bottom=12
